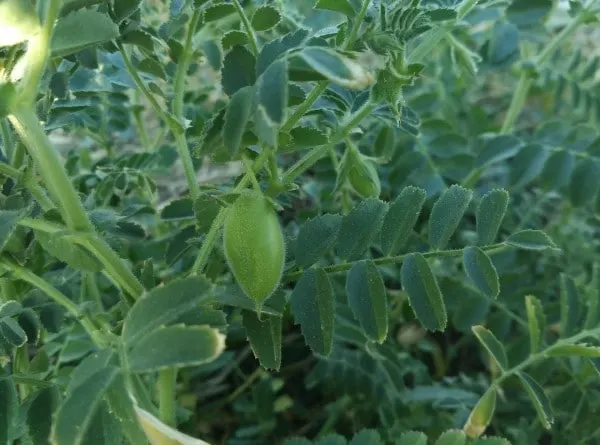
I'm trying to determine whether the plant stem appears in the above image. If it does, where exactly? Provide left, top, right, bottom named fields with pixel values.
left=9, top=104, right=92, bottom=231
left=407, top=0, right=481, bottom=64
left=492, top=325, right=600, bottom=389
left=16, top=217, right=144, bottom=300
left=117, top=42, right=183, bottom=136
left=19, top=0, right=62, bottom=104
left=173, top=9, right=202, bottom=200
left=457, top=0, right=479, bottom=19
left=233, top=0, right=259, bottom=55
left=344, top=0, right=372, bottom=50
left=281, top=82, right=328, bottom=133
left=158, top=368, right=177, bottom=427
left=282, top=101, right=376, bottom=184
left=0, top=164, right=55, bottom=212
left=191, top=150, right=270, bottom=275
left=501, top=12, right=586, bottom=134
left=279, top=0, right=372, bottom=133
left=285, top=243, right=508, bottom=281
left=1, top=257, right=107, bottom=347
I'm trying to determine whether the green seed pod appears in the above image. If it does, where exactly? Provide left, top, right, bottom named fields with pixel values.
left=0, top=0, right=41, bottom=47
left=223, top=191, right=285, bottom=310
left=348, top=154, right=381, bottom=198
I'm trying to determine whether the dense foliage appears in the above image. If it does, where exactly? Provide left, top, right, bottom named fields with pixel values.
left=1, top=0, right=600, bottom=444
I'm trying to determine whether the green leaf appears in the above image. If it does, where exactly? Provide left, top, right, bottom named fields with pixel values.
left=547, top=343, right=600, bottom=357
left=242, top=292, right=285, bottom=370
left=472, top=325, right=508, bottom=371
left=463, top=387, right=496, bottom=438
left=0, top=301, right=21, bottom=318
left=395, top=431, right=426, bottom=445
left=510, top=144, right=549, bottom=189
left=0, top=82, right=17, bottom=118
left=35, top=229, right=103, bottom=272
left=380, top=186, right=427, bottom=255
left=258, top=58, right=288, bottom=126
left=506, top=230, right=557, bottom=251
left=289, top=126, right=329, bottom=147
left=128, top=325, right=225, bottom=373
left=560, top=274, right=581, bottom=338
left=0, top=377, right=17, bottom=445
left=473, top=438, right=511, bottom=445
left=242, top=310, right=282, bottom=371
left=105, top=375, right=148, bottom=445
left=294, top=214, right=342, bottom=268
left=401, top=253, right=447, bottom=331
left=27, top=386, right=61, bottom=445
left=110, top=0, right=141, bottom=23
left=525, top=295, right=545, bottom=353
left=428, top=185, right=473, bottom=250
left=222, top=45, right=257, bottom=96
left=569, top=158, right=600, bottom=207
left=476, top=135, right=523, bottom=168
left=585, top=263, right=600, bottom=329
left=0, top=209, right=27, bottom=254
left=51, top=366, right=119, bottom=445
left=506, top=0, right=553, bottom=28
left=516, top=372, right=554, bottom=429
left=0, top=317, right=27, bottom=347
left=315, top=0, right=355, bottom=16
left=290, top=268, right=335, bottom=356
left=194, top=194, right=224, bottom=233
left=19, top=308, right=41, bottom=344
left=160, top=198, right=194, bottom=221
left=0, top=0, right=40, bottom=46
left=222, top=30, right=248, bottom=50
left=67, top=350, right=116, bottom=394
left=541, top=150, right=574, bottom=190
left=203, top=3, right=236, bottom=21
left=346, top=260, right=388, bottom=343
left=335, top=198, right=388, bottom=261
left=317, top=434, right=347, bottom=445
left=122, top=277, right=213, bottom=346
left=251, top=5, right=281, bottom=31
left=350, top=429, right=382, bottom=445
left=297, top=47, right=374, bottom=90
left=284, top=439, right=313, bottom=445
left=223, top=86, right=255, bottom=156
left=51, top=9, right=119, bottom=57
left=463, top=247, right=500, bottom=298
left=476, top=189, right=509, bottom=246
left=435, top=430, right=466, bottom=445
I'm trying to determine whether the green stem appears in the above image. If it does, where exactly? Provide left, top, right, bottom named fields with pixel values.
left=16, top=218, right=144, bottom=300
left=344, top=0, right=372, bottom=50
left=132, top=106, right=150, bottom=149
left=172, top=10, right=202, bottom=200
left=281, top=81, right=328, bottom=133
left=191, top=150, right=270, bottom=275
left=457, top=0, right=479, bottom=20
left=117, top=42, right=183, bottom=136
left=233, top=0, right=259, bottom=55
left=500, top=12, right=586, bottom=134
left=11, top=142, right=25, bottom=169
left=279, top=0, right=372, bottom=133
left=285, top=243, right=508, bottom=281
left=1, top=257, right=107, bottom=347
left=0, top=163, right=55, bottom=212
left=158, top=368, right=177, bottom=427
left=282, top=101, right=376, bottom=184
left=9, top=104, right=92, bottom=231
left=492, top=325, right=600, bottom=389
left=19, top=0, right=62, bottom=104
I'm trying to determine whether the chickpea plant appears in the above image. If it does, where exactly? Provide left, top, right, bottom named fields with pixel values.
left=1, top=0, right=600, bottom=444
